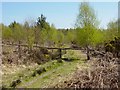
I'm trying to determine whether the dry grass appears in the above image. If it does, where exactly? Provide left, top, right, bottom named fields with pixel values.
left=55, top=53, right=119, bottom=89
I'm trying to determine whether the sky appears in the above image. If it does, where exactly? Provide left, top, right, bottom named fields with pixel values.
left=1, top=2, right=118, bottom=29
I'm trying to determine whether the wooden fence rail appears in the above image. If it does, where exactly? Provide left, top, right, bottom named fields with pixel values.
left=2, top=43, right=82, bottom=59
left=2, top=43, right=82, bottom=50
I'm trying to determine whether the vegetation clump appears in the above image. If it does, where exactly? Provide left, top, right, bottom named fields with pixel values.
left=10, top=79, right=21, bottom=88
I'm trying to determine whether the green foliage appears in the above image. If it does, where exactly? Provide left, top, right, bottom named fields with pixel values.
left=106, top=20, right=118, bottom=40
left=75, top=2, right=103, bottom=60
left=2, top=25, right=13, bottom=40
left=39, top=28, right=47, bottom=45
left=76, top=28, right=87, bottom=47
left=27, top=29, right=35, bottom=50
left=118, top=19, right=120, bottom=37
left=34, top=27, right=41, bottom=44
left=12, top=25, right=25, bottom=42
left=48, top=25, right=58, bottom=45
left=75, top=2, right=100, bottom=47
left=0, top=24, right=2, bottom=38
left=75, top=2, right=99, bottom=28
left=5, top=21, right=26, bottom=42
left=65, top=30, right=75, bottom=44
left=37, top=24, right=59, bottom=47
left=91, top=29, right=105, bottom=46
left=57, top=31, right=65, bottom=47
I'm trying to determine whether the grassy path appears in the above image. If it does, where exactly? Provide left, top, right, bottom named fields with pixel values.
left=17, top=50, right=87, bottom=88
left=18, top=60, right=85, bottom=88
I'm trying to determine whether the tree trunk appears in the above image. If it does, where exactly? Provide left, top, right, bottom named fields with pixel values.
left=86, top=46, right=90, bottom=60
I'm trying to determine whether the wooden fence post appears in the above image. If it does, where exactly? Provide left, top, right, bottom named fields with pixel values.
left=60, top=48, right=62, bottom=59
left=57, top=48, right=62, bottom=63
